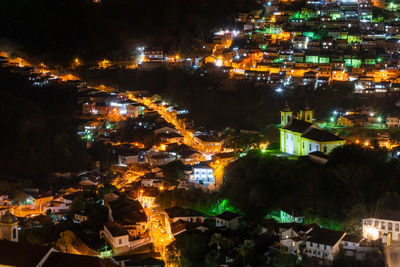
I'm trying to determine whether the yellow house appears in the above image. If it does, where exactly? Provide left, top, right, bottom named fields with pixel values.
left=280, top=104, right=345, bottom=156
left=338, top=116, right=354, bottom=127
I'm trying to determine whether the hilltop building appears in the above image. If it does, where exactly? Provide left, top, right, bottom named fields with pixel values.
left=0, top=209, right=18, bottom=242
left=279, top=103, right=345, bottom=156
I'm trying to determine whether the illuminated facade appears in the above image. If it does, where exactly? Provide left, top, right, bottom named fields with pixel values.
left=0, top=210, right=18, bottom=242
left=280, top=104, right=345, bottom=156
left=363, top=215, right=400, bottom=241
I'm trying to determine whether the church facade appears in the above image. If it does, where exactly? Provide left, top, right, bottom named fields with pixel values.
left=280, top=104, right=345, bottom=156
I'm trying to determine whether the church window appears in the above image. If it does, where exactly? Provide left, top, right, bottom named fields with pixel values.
left=12, top=228, right=16, bottom=240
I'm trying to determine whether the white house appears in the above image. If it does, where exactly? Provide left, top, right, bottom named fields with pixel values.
left=214, top=211, right=241, bottom=230
left=340, top=234, right=366, bottom=258
left=362, top=211, right=400, bottom=241
left=280, top=223, right=314, bottom=254
left=45, top=195, right=74, bottom=213
left=305, top=228, right=346, bottom=261
left=101, top=222, right=130, bottom=249
left=190, top=162, right=214, bottom=187
left=165, top=207, right=205, bottom=223
left=282, top=236, right=304, bottom=255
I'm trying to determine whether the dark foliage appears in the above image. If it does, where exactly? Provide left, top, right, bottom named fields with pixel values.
left=0, top=68, right=92, bottom=185
left=0, top=0, right=258, bottom=66
left=222, top=146, right=400, bottom=231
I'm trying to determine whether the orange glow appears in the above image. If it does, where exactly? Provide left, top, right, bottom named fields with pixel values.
left=58, top=74, right=79, bottom=81
left=159, top=186, right=164, bottom=191
left=98, top=59, right=111, bottom=69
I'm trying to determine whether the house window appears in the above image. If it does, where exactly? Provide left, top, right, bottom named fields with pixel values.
left=323, top=146, right=327, bottom=153
left=389, top=223, right=393, bottom=231
left=12, top=228, right=16, bottom=240
left=317, top=243, right=320, bottom=248
left=119, top=239, right=122, bottom=245
left=382, top=222, right=386, bottom=230
left=310, top=242, right=313, bottom=247
left=324, top=245, right=327, bottom=249
left=309, top=144, right=312, bottom=150
left=396, top=224, right=399, bottom=231
left=302, top=142, right=304, bottom=149
left=292, top=242, right=295, bottom=247
left=374, top=220, right=379, bottom=227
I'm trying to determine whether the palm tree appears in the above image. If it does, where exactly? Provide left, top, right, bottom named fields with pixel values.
left=238, top=239, right=255, bottom=267
left=209, top=233, right=223, bottom=257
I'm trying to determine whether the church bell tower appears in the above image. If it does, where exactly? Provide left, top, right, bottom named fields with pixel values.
left=0, top=209, right=19, bottom=242
left=280, top=102, right=293, bottom=127
left=300, top=102, right=313, bottom=123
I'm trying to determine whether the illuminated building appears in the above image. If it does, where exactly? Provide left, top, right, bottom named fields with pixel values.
left=363, top=212, right=400, bottom=241
left=304, top=228, right=346, bottom=261
left=214, top=211, right=242, bottom=230
left=280, top=104, right=345, bottom=156
left=165, top=207, right=205, bottom=223
left=387, top=116, right=400, bottom=127
left=0, top=210, right=18, bottom=242
left=194, top=135, right=223, bottom=154
left=190, top=162, right=215, bottom=187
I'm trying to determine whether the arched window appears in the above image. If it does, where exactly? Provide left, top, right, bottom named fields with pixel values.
left=12, top=228, right=17, bottom=240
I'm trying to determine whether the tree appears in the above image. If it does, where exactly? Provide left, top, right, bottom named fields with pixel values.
left=209, top=233, right=223, bottom=257
left=271, top=250, right=298, bottom=267
left=56, top=230, right=76, bottom=253
left=162, top=161, right=185, bottom=187
left=238, top=239, right=255, bottom=267
left=166, top=242, right=181, bottom=267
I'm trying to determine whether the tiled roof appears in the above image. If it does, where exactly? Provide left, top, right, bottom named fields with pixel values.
left=283, top=119, right=313, bottom=133
left=342, top=234, right=364, bottom=243
left=215, top=211, right=241, bottom=221
left=302, top=128, right=344, bottom=142
left=109, top=198, right=147, bottom=225
left=106, top=222, right=129, bottom=237
left=307, top=228, right=345, bottom=247
left=165, top=207, right=205, bottom=218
